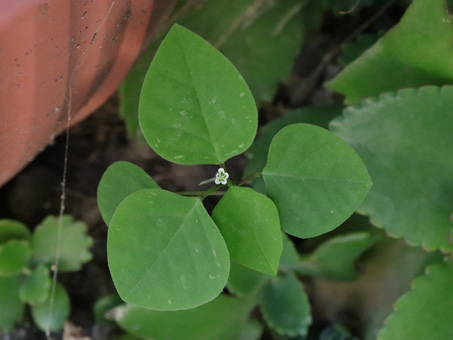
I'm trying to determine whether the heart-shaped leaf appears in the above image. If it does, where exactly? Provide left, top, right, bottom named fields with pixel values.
left=378, top=261, right=453, bottom=340
left=139, top=24, right=257, bottom=165
left=262, top=124, right=372, bottom=238
left=327, top=0, right=453, bottom=104
left=108, top=189, right=230, bottom=310
left=97, top=161, right=159, bottom=225
left=330, top=86, right=453, bottom=251
left=212, top=186, right=282, bottom=275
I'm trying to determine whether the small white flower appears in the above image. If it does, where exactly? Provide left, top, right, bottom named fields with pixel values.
left=215, top=168, right=229, bottom=185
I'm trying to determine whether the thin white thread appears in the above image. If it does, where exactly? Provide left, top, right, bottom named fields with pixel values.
left=45, top=1, right=117, bottom=338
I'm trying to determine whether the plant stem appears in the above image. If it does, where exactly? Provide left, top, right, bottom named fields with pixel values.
left=178, top=190, right=226, bottom=197
left=236, top=172, right=262, bottom=186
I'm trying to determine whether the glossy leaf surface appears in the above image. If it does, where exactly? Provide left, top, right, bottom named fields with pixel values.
left=115, top=294, right=250, bottom=340
left=378, top=261, right=453, bottom=340
left=31, top=283, right=70, bottom=332
left=261, top=273, right=311, bottom=337
left=19, top=265, right=51, bottom=305
left=330, top=87, right=453, bottom=251
left=0, top=276, right=23, bottom=331
left=31, top=215, right=93, bottom=271
left=0, top=240, right=30, bottom=277
left=212, top=186, right=282, bottom=275
left=139, top=24, right=257, bottom=165
left=97, top=161, right=159, bottom=225
left=327, top=0, right=453, bottom=104
left=108, top=189, right=229, bottom=310
left=263, top=124, right=372, bottom=238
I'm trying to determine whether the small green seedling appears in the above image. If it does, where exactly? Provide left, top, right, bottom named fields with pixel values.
left=0, top=216, right=93, bottom=334
left=97, top=24, right=372, bottom=338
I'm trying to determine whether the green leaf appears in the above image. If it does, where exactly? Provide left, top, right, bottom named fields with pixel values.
left=227, top=260, right=270, bottom=297
left=262, top=124, right=372, bottom=238
left=330, top=87, right=453, bottom=251
left=327, top=0, right=453, bottom=104
left=236, top=319, right=263, bottom=340
left=139, top=24, right=257, bottom=165
left=119, top=1, right=323, bottom=137
left=97, top=161, right=159, bottom=225
left=31, top=215, right=93, bottom=272
left=0, top=219, right=30, bottom=244
left=206, top=0, right=323, bottom=103
left=261, top=273, right=311, bottom=337
left=19, top=265, right=51, bottom=305
left=212, top=186, right=282, bottom=275
left=338, top=33, right=381, bottom=67
left=0, top=276, right=24, bottom=331
left=0, top=240, right=30, bottom=277
left=94, top=294, right=124, bottom=325
left=108, top=188, right=230, bottom=310
left=119, top=46, right=157, bottom=137
left=378, top=261, right=453, bottom=340
left=244, top=105, right=342, bottom=193
left=280, top=234, right=300, bottom=267
left=31, top=283, right=70, bottom=332
left=114, top=294, right=250, bottom=340
left=297, top=232, right=377, bottom=280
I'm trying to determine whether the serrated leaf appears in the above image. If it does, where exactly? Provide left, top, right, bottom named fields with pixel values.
left=330, top=86, right=453, bottom=251
left=0, top=240, right=30, bottom=277
left=327, top=0, right=453, bottom=104
left=139, top=24, right=257, bottom=165
left=97, top=161, right=159, bottom=225
left=227, top=260, right=270, bottom=297
left=19, top=265, right=51, bottom=305
left=0, top=219, right=30, bottom=244
left=31, top=283, right=70, bottom=332
left=378, top=261, right=453, bottom=340
left=108, top=188, right=229, bottom=310
left=31, top=215, right=93, bottom=272
left=0, top=276, right=24, bottom=331
left=262, top=124, right=372, bottom=238
left=261, top=273, right=311, bottom=337
left=212, top=186, right=282, bottom=275
left=244, top=106, right=342, bottom=193
left=297, top=232, right=377, bottom=280
left=114, top=294, right=250, bottom=340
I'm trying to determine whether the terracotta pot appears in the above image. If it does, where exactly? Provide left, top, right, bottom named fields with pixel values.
left=0, top=0, right=175, bottom=187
